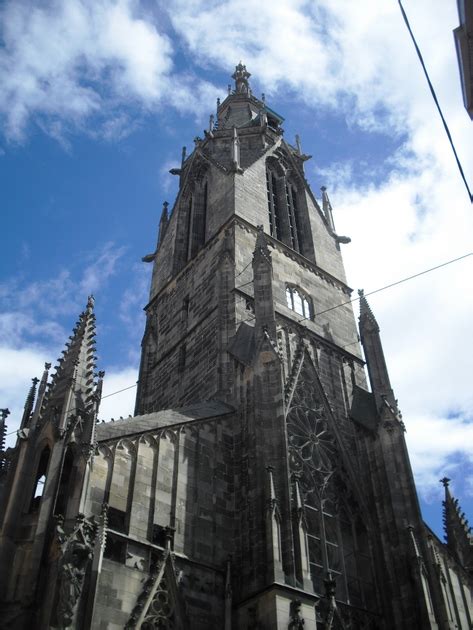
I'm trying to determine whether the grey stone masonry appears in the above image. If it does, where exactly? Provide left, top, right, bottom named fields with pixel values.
left=0, top=64, right=471, bottom=630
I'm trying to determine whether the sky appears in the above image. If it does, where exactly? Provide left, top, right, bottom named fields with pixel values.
left=1, top=0, right=472, bottom=541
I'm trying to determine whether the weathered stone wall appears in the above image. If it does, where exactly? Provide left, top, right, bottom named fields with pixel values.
left=140, top=232, right=227, bottom=413
left=86, top=414, right=235, bottom=628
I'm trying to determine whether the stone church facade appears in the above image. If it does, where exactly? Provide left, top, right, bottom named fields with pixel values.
left=0, top=64, right=472, bottom=629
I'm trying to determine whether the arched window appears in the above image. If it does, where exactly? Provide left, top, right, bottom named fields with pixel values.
left=185, top=179, right=208, bottom=261
left=265, top=158, right=306, bottom=255
left=29, top=445, right=51, bottom=513
left=285, top=182, right=303, bottom=251
left=286, top=285, right=313, bottom=320
left=185, top=194, right=194, bottom=260
left=54, top=447, right=74, bottom=517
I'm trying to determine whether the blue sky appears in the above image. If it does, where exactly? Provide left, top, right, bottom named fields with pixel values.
left=1, top=0, right=472, bottom=541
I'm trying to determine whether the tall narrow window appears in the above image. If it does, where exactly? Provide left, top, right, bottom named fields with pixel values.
left=54, top=447, right=74, bottom=517
left=286, top=183, right=303, bottom=252
left=185, top=195, right=193, bottom=261
left=285, top=183, right=299, bottom=250
left=201, top=181, right=208, bottom=245
left=29, top=446, right=51, bottom=513
left=266, top=169, right=281, bottom=239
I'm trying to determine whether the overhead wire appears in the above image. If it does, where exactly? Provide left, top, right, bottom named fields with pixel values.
left=3, top=252, right=472, bottom=435
left=297, top=250, right=473, bottom=324
left=397, top=0, right=472, bottom=203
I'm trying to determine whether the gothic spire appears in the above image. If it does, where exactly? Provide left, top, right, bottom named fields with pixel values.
left=29, top=362, right=51, bottom=431
left=441, top=477, right=473, bottom=573
left=358, top=290, right=395, bottom=409
left=39, top=296, right=99, bottom=434
left=19, top=377, right=39, bottom=430
left=0, top=408, right=10, bottom=473
left=358, top=289, right=380, bottom=334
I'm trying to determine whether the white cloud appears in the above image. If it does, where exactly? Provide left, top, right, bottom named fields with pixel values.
left=99, top=366, right=138, bottom=421
left=405, top=414, right=473, bottom=500
left=0, top=345, right=50, bottom=448
left=0, top=241, right=132, bottom=446
left=0, top=0, right=219, bottom=142
left=80, top=241, right=128, bottom=295
left=0, top=346, right=138, bottom=448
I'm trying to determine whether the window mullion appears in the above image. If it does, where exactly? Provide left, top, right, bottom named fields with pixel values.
left=266, top=170, right=276, bottom=236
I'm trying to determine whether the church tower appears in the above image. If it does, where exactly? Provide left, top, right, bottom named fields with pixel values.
left=0, top=65, right=472, bottom=629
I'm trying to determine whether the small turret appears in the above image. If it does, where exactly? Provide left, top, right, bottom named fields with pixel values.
left=441, top=477, right=473, bottom=574
left=321, top=186, right=335, bottom=232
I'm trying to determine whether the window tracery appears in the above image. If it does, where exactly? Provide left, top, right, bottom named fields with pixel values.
left=265, top=158, right=304, bottom=253
left=286, top=286, right=313, bottom=320
left=287, top=358, right=376, bottom=608
left=266, top=168, right=282, bottom=240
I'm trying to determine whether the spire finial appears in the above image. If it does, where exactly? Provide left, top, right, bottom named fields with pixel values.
left=87, top=295, right=95, bottom=310
left=440, top=476, right=451, bottom=488
left=232, top=62, right=251, bottom=95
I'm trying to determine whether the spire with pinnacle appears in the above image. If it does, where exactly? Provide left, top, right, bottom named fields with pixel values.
left=358, top=290, right=396, bottom=409
left=441, top=477, right=473, bottom=573
left=0, top=408, right=10, bottom=474
left=39, top=296, right=99, bottom=436
left=20, top=377, right=39, bottom=430
left=358, top=289, right=380, bottom=334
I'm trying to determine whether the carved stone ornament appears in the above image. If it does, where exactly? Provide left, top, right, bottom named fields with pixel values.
left=288, top=599, right=305, bottom=629
left=54, top=513, right=97, bottom=628
left=126, top=551, right=187, bottom=630
left=141, top=574, right=176, bottom=629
